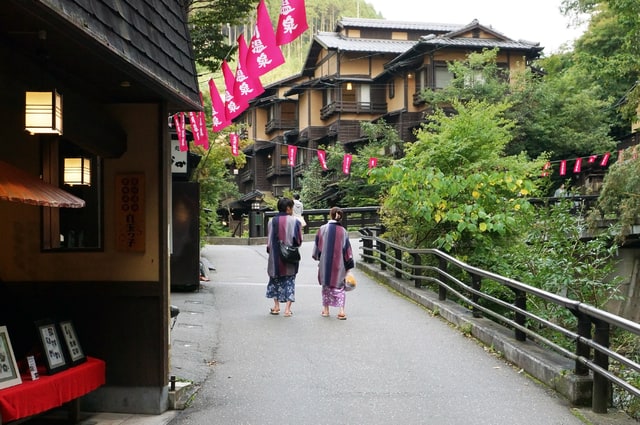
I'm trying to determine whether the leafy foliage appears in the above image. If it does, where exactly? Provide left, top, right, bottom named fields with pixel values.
left=589, top=147, right=640, bottom=242
left=372, top=99, right=541, bottom=257
left=187, top=0, right=258, bottom=73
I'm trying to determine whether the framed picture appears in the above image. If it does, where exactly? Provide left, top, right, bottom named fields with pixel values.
left=35, top=319, right=67, bottom=374
left=0, top=325, right=22, bottom=390
left=58, top=320, right=86, bottom=366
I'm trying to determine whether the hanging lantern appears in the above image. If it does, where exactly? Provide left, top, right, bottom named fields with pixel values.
left=64, top=157, right=91, bottom=186
left=25, top=90, right=63, bottom=135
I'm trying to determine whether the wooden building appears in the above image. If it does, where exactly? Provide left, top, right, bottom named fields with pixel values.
left=237, top=17, right=542, bottom=199
left=0, top=0, right=200, bottom=415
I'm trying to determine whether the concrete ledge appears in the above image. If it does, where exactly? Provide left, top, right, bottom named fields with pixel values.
left=357, top=261, right=593, bottom=406
left=82, top=385, right=168, bottom=414
left=168, top=381, right=192, bottom=410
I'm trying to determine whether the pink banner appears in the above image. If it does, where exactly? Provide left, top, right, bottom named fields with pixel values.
left=573, top=157, right=582, bottom=173
left=230, top=132, right=239, bottom=156
left=588, top=155, right=597, bottom=163
left=559, top=159, right=567, bottom=176
left=208, top=79, right=230, bottom=132
left=288, top=145, right=297, bottom=167
left=368, top=157, right=378, bottom=169
left=222, top=60, right=245, bottom=121
left=235, top=34, right=265, bottom=107
left=600, top=152, right=610, bottom=166
left=248, top=0, right=285, bottom=76
left=342, top=153, right=352, bottom=175
left=276, top=0, right=309, bottom=46
left=317, top=149, right=328, bottom=170
left=173, top=112, right=187, bottom=152
left=198, top=92, right=210, bottom=150
left=189, top=112, right=202, bottom=146
left=540, top=161, right=551, bottom=177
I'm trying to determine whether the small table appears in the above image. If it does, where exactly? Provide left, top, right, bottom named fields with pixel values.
left=0, top=357, right=105, bottom=424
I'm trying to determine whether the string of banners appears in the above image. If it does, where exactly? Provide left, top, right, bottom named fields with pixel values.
left=541, top=146, right=637, bottom=177
left=232, top=136, right=636, bottom=177
left=171, top=0, right=308, bottom=151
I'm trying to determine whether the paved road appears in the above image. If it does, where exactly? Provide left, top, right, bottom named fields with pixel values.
left=168, top=241, right=585, bottom=425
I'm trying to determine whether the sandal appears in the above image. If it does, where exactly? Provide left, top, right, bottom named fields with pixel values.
left=284, top=311, right=293, bottom=317
left=321, top=312, right=329, bottom=317
left=270, top=308, right=280, bottom=315
left=337, top=313, right=347, bottom=320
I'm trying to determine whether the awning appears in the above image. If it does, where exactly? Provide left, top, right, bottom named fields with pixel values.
left=0, top=160, right=85, bottom=208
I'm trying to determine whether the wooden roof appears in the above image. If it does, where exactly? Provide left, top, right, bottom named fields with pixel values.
left=2, top=0, right=201, bottom=112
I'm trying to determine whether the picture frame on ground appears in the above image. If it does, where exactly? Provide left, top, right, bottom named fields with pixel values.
left=0, top=325, right=22, bottom=390
left=59, top=320, right=86, bottom=366
left=35, top=319, right=68, bottom=374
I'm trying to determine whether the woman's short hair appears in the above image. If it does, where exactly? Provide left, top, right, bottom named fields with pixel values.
left=330, top=206, right=343, bottom=222
left=277, top=197, right=294, bottom=212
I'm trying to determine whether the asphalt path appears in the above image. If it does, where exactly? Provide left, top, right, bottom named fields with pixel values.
left=168, top=240, right=585, bottom=425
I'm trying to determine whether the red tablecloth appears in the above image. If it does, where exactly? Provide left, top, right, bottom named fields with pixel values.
left=0, top=357, right=105, bottom=422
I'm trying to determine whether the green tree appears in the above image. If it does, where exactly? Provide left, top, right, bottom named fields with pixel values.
left=560, top=0, right=640, bottom=131
left=372, top=99, right=542, bottom=257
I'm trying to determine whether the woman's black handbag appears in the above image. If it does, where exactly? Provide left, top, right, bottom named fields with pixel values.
left=279, top=241, right=301, bottom=263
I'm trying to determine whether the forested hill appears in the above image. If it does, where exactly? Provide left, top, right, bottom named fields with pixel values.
left=230, top=0, right=384, bottom=84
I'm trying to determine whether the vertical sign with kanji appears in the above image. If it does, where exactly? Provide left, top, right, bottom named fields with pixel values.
left=116, top=173, right=145, bottom=252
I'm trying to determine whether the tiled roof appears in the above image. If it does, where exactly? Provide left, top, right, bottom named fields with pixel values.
left=420, top=36, right=541, bottom=50
left=338, top=17, right=463, bottom=33
left=315, top=32, right=416, bottom=53
left=46, top=0, right=200, bottom=110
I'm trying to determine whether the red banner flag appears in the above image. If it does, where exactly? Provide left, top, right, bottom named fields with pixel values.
left=189, top=112, right=202, bottom=146
left=248, top=0, right=285, bottom=77
left=230, top=132, right=239, bottom=156
left=235, top=34, right=265, bottom=107
left=540, top=161, right=551, bottom=177
left=173, top=112, right=187, bottom=152
left=222, top=60, right=245, bottom=121
left=368, top=157, right=378, bottom=169
left=573, top=157, right=582, bottom=173
left=600, top=152, right=610, bottom=166
left=559, top=160, right=567, bottom=176
left=276, top=0, right=308, bottom=46
left=588, top=155, right=597, bottom=163
left=208, top=79, right=230, bottom=132
left=287, top=145, right=297, bottom=167
left=317, top=149, right=328, bottom=170
left=342, top=153, right=352, bottom=175
left=197, top=92, right=209, bottom=149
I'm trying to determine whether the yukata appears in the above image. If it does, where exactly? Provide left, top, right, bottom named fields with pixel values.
left=266, top=213, right=303, bottom=303
left=312, top=220, right=354, bottom=307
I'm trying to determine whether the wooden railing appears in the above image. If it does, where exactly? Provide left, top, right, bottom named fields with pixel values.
left=320, top=101, right=387, bottom=119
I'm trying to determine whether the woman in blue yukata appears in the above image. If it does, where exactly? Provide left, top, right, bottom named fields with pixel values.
left=312, top=207, right=355, bottom=320
left=266, top=197, right=303, bottom=317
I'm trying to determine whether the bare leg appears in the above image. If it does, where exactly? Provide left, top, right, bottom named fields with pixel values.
left=270, top=299, right=280, bottom=314
left=284, top=301, right=293, bottom=316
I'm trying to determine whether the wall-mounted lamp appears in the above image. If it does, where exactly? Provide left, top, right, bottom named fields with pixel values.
left=251, top=201, right=261, bottom=210
left=64, top=157, right=91, bottom=186
left=25, top=90, right=63, bottom=135
left=346, top=82, right=353, bottom=91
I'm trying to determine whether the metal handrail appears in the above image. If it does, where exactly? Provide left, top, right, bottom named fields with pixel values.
left=359, top=231, right=640, bottom=414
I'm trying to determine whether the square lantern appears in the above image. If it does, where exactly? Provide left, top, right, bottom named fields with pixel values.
left=25, top=90, right=63, bottom=135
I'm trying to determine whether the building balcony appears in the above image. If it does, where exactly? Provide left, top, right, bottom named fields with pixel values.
left=240, top=169, right=253, bottom=183
left=265, top=118, right=298, bottom=134
left=320, top=101, right=387, bottom=120
left=266, top=165, right=291, bottom=178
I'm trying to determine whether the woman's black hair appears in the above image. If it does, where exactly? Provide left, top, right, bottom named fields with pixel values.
left=278, top=197, right=294, bottom=212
